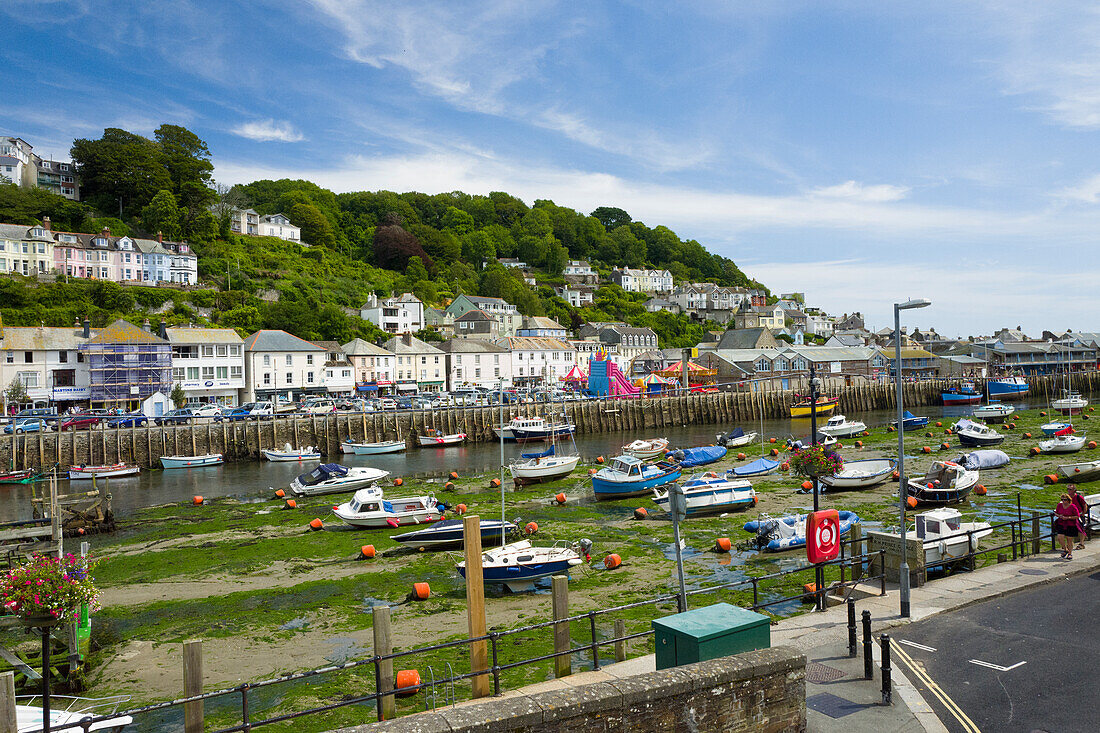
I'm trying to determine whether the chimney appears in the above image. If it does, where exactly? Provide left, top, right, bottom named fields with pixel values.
left=158, top=320, right=167, bottom=339
left=402, top=333, right=412, bottom=347
left=157, top=231, right=163, bottom=244
left=82, top=318, right=90, bottom=338
left=101, top=227, right=110, bottom=238
left=42, top=217, right=51, bottom=231
left=143, top=318, right=151, bottom=333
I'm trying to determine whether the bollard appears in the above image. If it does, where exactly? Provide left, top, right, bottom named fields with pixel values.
left=862, top=610, right=873, bottom=680
left=847, top=599, right=857, bottom=658
left=880, top=634, right=892, bottom=705
left=997, top=553, right=1007, bottom=563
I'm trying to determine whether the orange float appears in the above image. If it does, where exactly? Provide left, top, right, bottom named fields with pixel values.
left=308, top=518, right=323, bottom=531
left=360, top=545, right=376, bottom=559
left=555, top=493, right=567, bottom=505
left=395, top=669, right=421, bottom=696
left=192, top=496, right=204, bottom=506
left=714, top=537, right=732, bottom=552
left=603, top=554, right=622, bottom=570
left=411, top=582, right=430, bottom=600
left=633, top=507, right=648, bottom=520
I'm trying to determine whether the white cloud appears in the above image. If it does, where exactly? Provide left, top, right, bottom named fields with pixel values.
left=1057, top=173, right=1100, bottom=203
left=231, top=119, right=304, bottom=143
left=808, top=180, right=911, bottom=203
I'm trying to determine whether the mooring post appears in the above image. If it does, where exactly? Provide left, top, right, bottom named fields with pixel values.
left=0, top=671, right=15, bottom=732
left=1031, top=511, right=1041, bottom=555
left=463, top=515, right=490, bottom=698
left=552, top=575, right=571, bottom=678
left=862, top=610, right=873, bottom=680
left=880, top=634, right=892, bottom=705
left=372, top=606, right=395, bottom=720
left=847, top=599, right=857, bottom=658
left=613, top=619, right=627, bottom=662
left=183, top=639, right=203, bottom=733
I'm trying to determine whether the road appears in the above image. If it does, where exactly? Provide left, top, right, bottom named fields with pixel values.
left=890, top=568, right=1100, bottom=733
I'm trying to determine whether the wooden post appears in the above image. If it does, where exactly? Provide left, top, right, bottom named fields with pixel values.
left=0, top=671, right=15, bottom=732
left=183, top=639, right=203, bottom=733
left=614, top=619, right=626, bottom=662
left=552, top=575, right=571, bottom=678
left=372, top=606, right=395, bottom=721
left=463, top=515, right=489, bottom=698
left=1032, top=511, right=1041, bottom=555
left=850, top=523, right=863, bottom=580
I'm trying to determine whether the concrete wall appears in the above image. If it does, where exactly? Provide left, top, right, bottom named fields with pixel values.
left=333, top=646, right=806, bottom=733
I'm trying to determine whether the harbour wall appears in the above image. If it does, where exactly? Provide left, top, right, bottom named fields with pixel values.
left=2, top=372, right=1094, bottom=471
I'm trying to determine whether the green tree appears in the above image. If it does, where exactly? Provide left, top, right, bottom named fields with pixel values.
left=219, top=305, right=263, bottom=333
left=80, top=217, right=131, bottom=237
left=591, top=206, right=632, bottom=230
left=170, top=383, right=187, bottom=409
left=71, top=128, right=172, bottom=219
left=140, top=190, right=182, bottom=240
left=442, top=206, right=475, bottom=236
left=287, top=201, right=336, bottom=248
left=155, top=124, right=216, bottom=235
left=4, top=378, right=30, bottom=411
left=460, top=230, right=497, bottom=266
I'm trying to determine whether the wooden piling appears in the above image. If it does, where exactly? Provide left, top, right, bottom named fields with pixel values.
left=614, top=619, right=627, bottom=662
left=463, top=515, right=489, bottom=698
left=552, top=575, right=571, bottom=678
left=0, top=671, right=15, bottom=732
left=183, top=639, right=204, bottom=733
left=372, top=606, right=395, bottom=720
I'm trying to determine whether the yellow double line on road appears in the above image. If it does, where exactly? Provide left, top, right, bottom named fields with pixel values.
left=890, top=638, right=981, bottom=733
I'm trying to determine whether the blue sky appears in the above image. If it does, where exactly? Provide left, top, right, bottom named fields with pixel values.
left=3, top=1, right=1100, bottom=337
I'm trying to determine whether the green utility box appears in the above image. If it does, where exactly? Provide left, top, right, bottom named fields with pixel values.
left=652, top=603, right=770, bottom=670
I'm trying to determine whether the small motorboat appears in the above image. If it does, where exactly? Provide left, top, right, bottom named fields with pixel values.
left=891, top=410, right=929, bottom=431
left=16, top=694, right=133, bottom=732
left=494, top=416, right=548, bottom=441
left=820, top=459, right=896, bottom=490
left=665, top=445, right=727, bottom=468
left=952, top=419, right=1005, bottom=447
left=743, top=511, right=860, bottom=552
left=986, top=376, right=1028, bottom=400
left=160, top=453, right=224, bottom=469
left=971, top=403, right=1014, bottom=423
left=910, top=508, right=993, bottom=567
left=817, top=415, right=867, bottom=439
left=652, top=473, right=756, bottom=516
left=715, top=427, right=758, bottom=448
left=288, top=463, right=390, bottom=496
left=1058, top=459, right=1100, bottom=482
left=511, top=420, right=575, bottom=443
left=417, top=431, right=467, bottom=447
left=457, top=539, right=585, bottom=592
left=1052, top=391, right=1088, bottom=415
left=332, top=489, right=442, bottom=528
left=262, top=444, right=321, bottom=462
left=790, top=396, right=839, bottom=418
left=1039, top=430, right=1086, bottom=454
left=509, top=445, right=581, bottom=485
left=942, top=382, right=981, bottom=406
left=343, top=439, right=407, bottom=455
left=728, top=457, right=780, bottom=478
left=622, top=437, right=670, bottom=461
left=906, top=461, right=979, bottom=505
left=591, top=455, right=681, bottom=498
left=1041, top=421, right=1072, bottom=436
left=0, top=467, right=50, bottom=484
left=68, top=463, right=140, bottom=480
left=785, top=435, right=837, bottom=450
left=955, top=450, right=1010, bottom=471
left=393, top=518, right=516, bottom=549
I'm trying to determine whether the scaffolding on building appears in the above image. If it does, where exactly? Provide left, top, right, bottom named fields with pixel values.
left=80, top=320, right=172, bottom=409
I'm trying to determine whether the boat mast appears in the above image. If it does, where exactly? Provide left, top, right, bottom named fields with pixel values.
left=499, top=378, right=505, bottom=548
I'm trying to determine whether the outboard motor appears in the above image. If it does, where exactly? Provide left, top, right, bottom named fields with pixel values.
left=754, top=519, right=779, bottom=549
left=574, top=538, right=593, bottom=562
left=717, top=432, right=728, bottom=446
left=669, top=449, right=685, bottom=462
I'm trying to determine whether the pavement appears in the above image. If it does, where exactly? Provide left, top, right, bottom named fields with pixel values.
left=479, top=535, right=1100, bottom=733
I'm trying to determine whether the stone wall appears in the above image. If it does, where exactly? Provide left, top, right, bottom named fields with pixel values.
left=332, top=646, right=805, bottom=733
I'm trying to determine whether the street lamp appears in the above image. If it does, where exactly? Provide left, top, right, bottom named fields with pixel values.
left=895, top=298, right=931, bottom=618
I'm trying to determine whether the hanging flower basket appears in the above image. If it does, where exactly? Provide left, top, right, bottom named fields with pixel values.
left=789, top=445, right=843, bottom=479
left=0, top=554, right=99, bottom=623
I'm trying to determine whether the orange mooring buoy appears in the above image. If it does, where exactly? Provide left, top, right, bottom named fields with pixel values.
left=192, top=496, right=204, bottom=506
left=308, top=518, right=323, bottom=531
left=395, top=669, right=421, bottom=696
left=359, top=545, right=376, bottom=559
left=715, top=537, right=732, bottom=552
left=411, top=582, right=430, bottom=601
left=555, top=493, right=567, bottom=505
left=603, top=554, right=622, bottom=570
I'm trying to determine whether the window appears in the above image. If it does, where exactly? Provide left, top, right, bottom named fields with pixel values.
left=475, top=368, right=481, bottom=378
left=263, top=373, right=271, bottom=386
left=307, top=354, right=313, bottom=365
left=216, top=345, right=227, bottom=357
left=58, top=350, right=67, bottom=364
left=53, top=369, right=75, bottom=387
left=230, top=345, right=241, bottom=356
left=307, top=372, right=314, bottom=384
left=202, top=345, right=214, bottom=357
left=24, top=351, right=32, bottom=363
left=421, top=356, right=427, bottom=365
left=342, top=369, right=350, bottom=377
left=263, top=355, right=270, bottom=366
left=202, top=366, right=215, bottom=379
left=755, top=358, right=770, bottom=372
left=286, top=373, right=293, bottom=384
left=17, top=372, right=38, bottom=389
left=285, top=355, right=292, bottom=366
left=184, top=367, right=198, bottom=380
left=217, top=366, right=228, bottom=379
left=230, top=366, right=242, bottom=379
left=173, top=368, right=185, bottom=380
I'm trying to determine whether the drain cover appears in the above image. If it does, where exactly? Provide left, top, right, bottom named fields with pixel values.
left=805, top=662, right=847, bottom=683
left=807, top=692, right=866, bottom=718
left=1019, top=568, right=1048, bottom=575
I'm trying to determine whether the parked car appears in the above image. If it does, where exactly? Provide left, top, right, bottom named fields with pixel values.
left=378, top=397, right=397, bottom=410
left=395, top=397, right=414, bottom=410
left=107, top=413, right=148, bottom=428
left=189, top=403, right=224, bottom=419
left=3, top=417, right=50, bottom=434
left=302, top=398, right=337, bottom=415
left=216, top=401, right=275, bottom=421
left=59, top=414, right=102, bottom=431
left=155, top=408, right=196, bottom=425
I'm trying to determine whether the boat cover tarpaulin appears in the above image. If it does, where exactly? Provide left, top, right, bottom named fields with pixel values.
left=1056, top=426, right=1077, bottom=437
left=956, top=450, right=1011, bottom=470
left=521, top=446, right=555, bottom=459
left=954, top=419, right=979, bottom=432
left=731, top=458, right=780, bottom=477
left=903, top=410, right=917, bottom=420
left=670, top=445, right=728, bottom=468
left=726, top=427, right=745, bottom=440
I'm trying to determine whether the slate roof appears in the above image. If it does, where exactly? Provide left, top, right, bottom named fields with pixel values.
left=342, top=338, right=394, bottom=356
left=243, top=330, right=324, bottom=352
left=85, top=319, right=167, bottom=345
left=166, top=327, right=243, bottom=345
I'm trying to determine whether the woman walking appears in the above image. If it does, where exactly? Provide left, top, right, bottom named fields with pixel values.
left=1054, top=494, right=1082, bottom=560
left=1066, top=484, right=1089, bottom=550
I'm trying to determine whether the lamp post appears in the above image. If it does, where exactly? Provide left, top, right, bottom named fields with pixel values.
left=894, top=298, right=931, bottom=618
left=809, top=364, right=824, bottom=611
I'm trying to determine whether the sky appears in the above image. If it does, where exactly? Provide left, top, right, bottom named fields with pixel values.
left=3, top=1, right=1100, bottom=337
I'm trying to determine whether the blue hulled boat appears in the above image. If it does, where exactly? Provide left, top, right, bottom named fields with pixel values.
left=728, top=458, right=780, bottom=478
left=666, top=445, right=727, bottom=468
left=891, top=410, right=929, bottom=431
left=457, top=540, right=584, bottom=592
left=942, top=382, right=981, bottom=406
left=987, top=376, right=1028, bottom=400
left=591, top=455, right=681, bottom=499
left=743, top=511, right=860, bottom=552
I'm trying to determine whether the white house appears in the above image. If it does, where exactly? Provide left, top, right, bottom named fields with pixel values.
left=260, top=213, right=301, bottom=242
left=167, top=325, right=245, bottom=407
left=438, top=339, right=512, bottom=391
left=555, top=283, right=595, bottom=308
left=446, top=295, right=522, bottom=337
left=342, top=338, right=396, bottom=394
left=493, top=336, right=576, bottom=387
left=610, top=268, right=674, bottom=294
left=311, top=341, right=356, bottom=396
left=360, top=293, right=425, bottom=335
left=242, top=330, right=327, bottom=402
left=0, top=324, right=92, bottom=409
left=383, top=333, right=446, bottom=392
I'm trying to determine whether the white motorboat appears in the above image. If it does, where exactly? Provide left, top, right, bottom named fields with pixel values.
left=417, top=431, right=467, bottom=447
left=715, top=427, right=758, bottom=447
left=494, top=416, right=543, bottom=441
left=1052, top=391, right=1088, bottom=415
left=262, top=444, right=321, bottom=462
left=971, top=403, right=1014, bottom=422
left=160, top=453, right=223, bottom=469
left=652, top=473, right=756, bottom=516
left=906, top=461, right=980, bottom=505
left=288, top=463, right=390, bottom=496
left=819, top=459, right=896, bottom=490
left=17, top=694, right=133, bottom=732
left=342, top=439, right=406, bottom=455
left=952, top=419, right=1005, bottom=447
left=912, top=508, right=992, bottom=566
left=332, top=489, right=442, bottom=528
left=457, top=540, right=585, bottom=592
left=622, top=437, right=670, bottom=461
left=509, top=445, right=580, bottom=485
left=817, top=415, right=867, bottom=439
left=1040, top=433, right=1087, bottom=454
left=1058, top=459, right=1100, bottom=481
left=68, top=463, right=140, bottom=480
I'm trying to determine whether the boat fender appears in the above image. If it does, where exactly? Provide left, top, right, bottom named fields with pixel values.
left=936, top=421, right=942, bottom=427
left=449, top=471, right=459, bottom=480
left=1044, top=474, right=1058, bottom=485
left=603, top=553, right=622, bottom=570
left=410, top=583, right=430, bottom=601
left=1075, top=468, right=1082, bottom=473
left=274, top=489, right=285, bottom=498
left=907, top=497, right=918, bottom=508
left=192, top=496, right=204, bottom=506
left=359, top=545, right=376, bottom=560
left=941, top=442, right=950, bottom=450
left=489, top=478, right=501, bottom=488
left=524, top=521, right=538, bottom=535
left=456, top=503, right=467, bottom=514
left=555, top=493, right=567, bottom=505
left=801, top=481, right=813, bottom=491
left=444, top=481, right=455, bottom=491
left=1024, top=432, right=1033, bottom=439
left=332, top=505, right=339, bottom=511
left=770, top=448, right=779, bottom=457
left=892, top=470, right=900, bottom=480
left=854, top=441, right=863, bottom=449
left=308, top=518, right=323, bottom=531
left=975, top=484, right=987, bottom=495
left=752, top=495, right=758, bottom=505
left=1030, top=447, right=1041, bottom=456
left=714, top=537, right=732, bottom=553
left=944, top=429, right=953, bottom=435
left=633, top=507, right=648, bottom=520
left=925, top=431, right=934, bottom=438
left=393, top=478, right=404, bottom=486
left=387, top=518, right=400, bottom=528
left=395, top=670, right=421, bottom=696
left=283, top=499, right=297, bottom=510
left=436, top=504, right=447, bottom=514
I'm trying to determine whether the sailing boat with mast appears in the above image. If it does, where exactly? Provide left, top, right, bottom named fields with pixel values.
left=728, top=386, right=780, bottom=477
left=342, top=402, right=407, bottom=454
left=509, top=407, right=581, bottom=485
left=1042, top=345, right=1087, bottom=453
